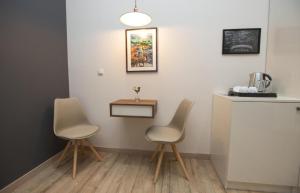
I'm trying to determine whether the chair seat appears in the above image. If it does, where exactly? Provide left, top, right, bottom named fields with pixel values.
left=55, top=124, right=99, bottom=139
left=145, top=126, right=182, bottom=143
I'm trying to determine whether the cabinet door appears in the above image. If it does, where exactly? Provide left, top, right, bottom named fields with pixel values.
left=228, top=102, right=300, bottom=187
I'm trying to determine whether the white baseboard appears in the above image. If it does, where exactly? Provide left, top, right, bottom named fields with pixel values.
left=95, top=146, right=210, bottom=160
left=227, top=181, right=296, bottom=193
left=0, top=152, right=60, bottom=193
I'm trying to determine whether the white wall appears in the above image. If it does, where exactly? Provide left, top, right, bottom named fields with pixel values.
left=266, top=0, right=300, bottom=97
left=66, top=0, right=269, bottom=154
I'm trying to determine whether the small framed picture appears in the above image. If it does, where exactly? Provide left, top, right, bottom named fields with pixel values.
left=222, top=28, right=261, bottom=54
left=125, top=28, right=158, bottom=72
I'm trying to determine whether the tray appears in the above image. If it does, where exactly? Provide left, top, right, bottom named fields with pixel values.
left=228, top=90, right=277, bottom=97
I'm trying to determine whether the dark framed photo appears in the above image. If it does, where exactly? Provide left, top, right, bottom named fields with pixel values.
left=222, top=28, right=261, bottom=54
left=125, top=27, right=158, bottom=72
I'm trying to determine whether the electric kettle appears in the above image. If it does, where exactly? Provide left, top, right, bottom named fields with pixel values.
left=249, top=72, right=272, bottom=92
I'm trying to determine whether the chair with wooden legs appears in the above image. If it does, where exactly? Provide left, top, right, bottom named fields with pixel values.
left=145, top=99, right=193, bottom=183
left=53, top=98, right=102, bottom=179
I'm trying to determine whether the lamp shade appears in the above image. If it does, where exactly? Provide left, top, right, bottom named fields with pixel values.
left=120, top=11, right=151, bottom=27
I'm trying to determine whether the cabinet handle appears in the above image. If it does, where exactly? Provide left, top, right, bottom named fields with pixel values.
left=297, top=107, right=300, bottom=111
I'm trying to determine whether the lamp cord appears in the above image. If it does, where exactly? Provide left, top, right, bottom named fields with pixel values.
left=134, top=0, right=138, bottom=12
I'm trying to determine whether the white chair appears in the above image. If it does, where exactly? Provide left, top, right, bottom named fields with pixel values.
left=145, top=99, right=193, bottom=182
left=53, top=98, right=102, bottom=178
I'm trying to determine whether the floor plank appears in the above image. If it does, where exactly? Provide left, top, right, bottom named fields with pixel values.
left=12, top=152, right=276, bottom=193
left=93, top=154, right=129, bottom=193
left=131, top=156, right=156, bottom=193
left=13, top=156, right=72, bottom=193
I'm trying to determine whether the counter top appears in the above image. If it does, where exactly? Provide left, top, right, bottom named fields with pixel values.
left=214, top=93, right=300, bottom=103
left=110, top=99, right=157, bottom=106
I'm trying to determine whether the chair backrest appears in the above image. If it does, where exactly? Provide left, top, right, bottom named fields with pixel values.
left=168, top=99, right=193, bottom=132
left=53, top=98, right=89, bottom=134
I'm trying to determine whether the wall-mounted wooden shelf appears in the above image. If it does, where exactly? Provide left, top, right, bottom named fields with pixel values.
left=109, top=99, right=157, bottom=118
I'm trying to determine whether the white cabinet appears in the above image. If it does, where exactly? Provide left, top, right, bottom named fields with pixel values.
left=109, top=99, right=157, bottom=118
left=211, top=94, right=300, bottom=193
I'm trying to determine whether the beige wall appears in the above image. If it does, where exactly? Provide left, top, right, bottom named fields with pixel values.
left=66, top=0, right=269, bottom=154
left=267, top=0, right=300, bottom=97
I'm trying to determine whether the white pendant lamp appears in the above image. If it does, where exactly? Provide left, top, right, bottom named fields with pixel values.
left=120, top=0, right=152, bottom=27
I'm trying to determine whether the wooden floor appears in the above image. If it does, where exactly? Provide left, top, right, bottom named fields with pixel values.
left=13, top=152, right=272, bottom=193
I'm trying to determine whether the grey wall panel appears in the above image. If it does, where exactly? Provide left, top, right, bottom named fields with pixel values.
left=0, top=0, right=69, bottom=189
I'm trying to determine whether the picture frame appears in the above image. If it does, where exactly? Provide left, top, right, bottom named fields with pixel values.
left=125, top=27, right=158, bottom=72
left=222, top=28, right=261, bottom=54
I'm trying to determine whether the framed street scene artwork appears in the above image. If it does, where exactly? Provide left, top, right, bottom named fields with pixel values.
left=125, top=28, right=157, bottom=72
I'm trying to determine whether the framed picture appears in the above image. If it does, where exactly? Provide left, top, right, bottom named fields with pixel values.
left=222, top=28, right=261, bottom=54
left=125, top=28, right=158, bottom=72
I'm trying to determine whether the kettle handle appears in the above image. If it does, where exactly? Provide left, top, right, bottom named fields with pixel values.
left=263, top=73, right=272, bottom=87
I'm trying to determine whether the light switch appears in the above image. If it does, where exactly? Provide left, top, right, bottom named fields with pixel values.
left=97, top=68, right=104, bottom=76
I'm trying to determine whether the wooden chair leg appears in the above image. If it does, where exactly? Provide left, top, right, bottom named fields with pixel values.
left=154, top=144, right=165, bottom=183
left=72, top=140, right=78, bottom=179
left=78, top=140, right=85, bottom=156
left=171, top=144, right=190, bottom=180
left=84, top=139, right=102, bottom=161
left=150, top=144, right=162, bottom=162
left=57, top=141, right=71, bottom=167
